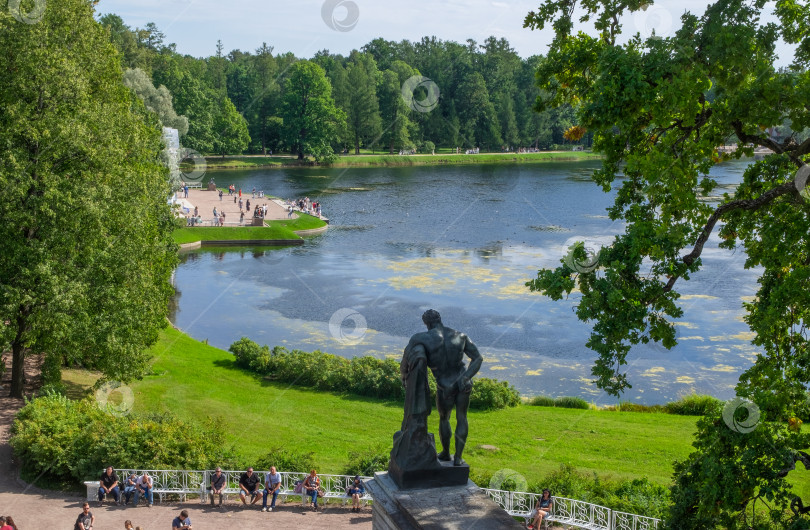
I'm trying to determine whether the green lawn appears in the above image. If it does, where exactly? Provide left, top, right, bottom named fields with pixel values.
left=171, top=213, right=326, bottom=244
left=61, top=326, right=810, bottom=499
left=64, top=328, right=692, bottom=483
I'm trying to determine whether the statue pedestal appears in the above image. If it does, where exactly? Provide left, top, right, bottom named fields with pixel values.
left=388, top=459, right=469, bottom=490
left=366, top=471, right=524, bottom=530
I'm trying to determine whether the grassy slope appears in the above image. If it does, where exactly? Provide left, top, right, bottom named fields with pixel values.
left=61, top=327, right=810, bottom=499
left=66, top=328, right=694, bottom=482
left=172, top=214, right=326, bottom=244
left=203, top=151, right=601, bottom=169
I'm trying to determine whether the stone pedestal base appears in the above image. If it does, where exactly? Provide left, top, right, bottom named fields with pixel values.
left=366, top=471, right=523, bottom=530
left=388, top=459, right=469, bottom=490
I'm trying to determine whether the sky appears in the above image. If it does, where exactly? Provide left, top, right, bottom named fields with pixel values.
left=93, top=0, right=791, bottom=61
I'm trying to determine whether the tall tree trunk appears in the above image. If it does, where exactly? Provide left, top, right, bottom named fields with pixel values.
left=10, top=341, right=25, bottom=398
left=298, top=150, right=304, bottom=160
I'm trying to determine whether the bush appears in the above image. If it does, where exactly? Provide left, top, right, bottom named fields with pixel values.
left=227, top=338, right=519, bottom=411
left=469, top=378, right=521, bottom=410
left=664, top=394, right=722, bottom=416
left=343, top=445, right=389, bottom=477
left=554, top=396, right=590, bottom=410
left=255, top=447, right=317, bottom=474
left=603, top=402, right=665, bottom=413
left=528, top=395, right=556, bottom=407
left=10, top=393, right=237, bottom=485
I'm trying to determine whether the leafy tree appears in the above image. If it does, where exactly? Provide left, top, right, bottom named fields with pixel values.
left=524, top=0, right=810, bottom=526
left=123, top=68, right=189, bottom=134
left=213, top=97, right=251, bottom=158
left=345, top=53, right=382, bottom=154
left=456, top=72, right=502, bottom=148
left=250, top=42, right=279, bottom=154
left=0, top=0, right=177, bottom=397
left=281, top=60, right=345, bottom=161
left=378, top=68, right=413, bottom=153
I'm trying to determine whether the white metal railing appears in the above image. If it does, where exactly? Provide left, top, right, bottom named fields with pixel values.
left=86, top=469, right=372, bottom=505
left=482, top=488, right=661, bottom=530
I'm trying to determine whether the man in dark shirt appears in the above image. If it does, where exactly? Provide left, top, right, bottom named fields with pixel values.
left=239, top=467, right=261, bottom=506
left=210, top=467, right=226, bottom=507
left=97, top=466, right=120, bottom=505
left=74, top=502, right=94, bottom=530
left=171, top=509, right=192, bottom=529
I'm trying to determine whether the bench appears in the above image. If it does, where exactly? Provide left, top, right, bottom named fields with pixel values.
left=84, top=469, right=205, bottom=504
left=200, top=470, right=372, bottom=507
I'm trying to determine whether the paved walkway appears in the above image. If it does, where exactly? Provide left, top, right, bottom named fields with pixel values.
left=0, top=356, right=370, bottom=529
left=175, top=189, right=291, bottom=224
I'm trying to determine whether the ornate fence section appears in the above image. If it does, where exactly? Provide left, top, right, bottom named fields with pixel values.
left=612, top=511, right=662, bottom=530
left=482, top=488, right=661, bottom=530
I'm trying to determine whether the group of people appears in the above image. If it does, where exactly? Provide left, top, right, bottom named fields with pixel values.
left=0, top=516, right=18, bottom=530
left=208, top=467, right=366, bottom=513
left=226, top=185, right=265, bottom=198
left=286, top=197, right=322, bottom=218
left=96, top=466, right=153, bottom=508
left=74, top=502, right=191, bottom=530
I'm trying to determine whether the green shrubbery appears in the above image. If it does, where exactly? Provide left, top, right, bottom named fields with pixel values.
left=663, top=394, right=722, bottom=416
left=342, top=445, right=390, bottom=477
left=530, top=394, right=723, bottom=417
left=528, top=395, right=590, bottom=409
left=470, top=463, right=669, bottom=519
left=255, top=447, right=317, bottom=474
left=10, top=392, right=238, bottom=483
left=228, top=337, right=520, bottom=411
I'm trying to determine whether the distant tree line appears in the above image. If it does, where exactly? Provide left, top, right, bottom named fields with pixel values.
left=98, top=15, right=590, bottom=158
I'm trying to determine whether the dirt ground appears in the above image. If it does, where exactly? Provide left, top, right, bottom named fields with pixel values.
left=0, top=356, right=372, bottom=529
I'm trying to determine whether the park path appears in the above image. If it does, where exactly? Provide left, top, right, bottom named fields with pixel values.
left=0, top=356, right=371, bottom=529
left=177, top=188, right=291, bottom=224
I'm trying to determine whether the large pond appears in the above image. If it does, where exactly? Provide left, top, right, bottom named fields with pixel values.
left=171, top=159, right=761, bottom=405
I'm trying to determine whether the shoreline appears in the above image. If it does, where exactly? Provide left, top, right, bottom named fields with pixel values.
left=202, top=151, right=602, bottom=171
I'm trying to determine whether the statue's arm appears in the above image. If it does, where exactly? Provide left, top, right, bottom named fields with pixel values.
left=461, top=336, right=483, bottom=390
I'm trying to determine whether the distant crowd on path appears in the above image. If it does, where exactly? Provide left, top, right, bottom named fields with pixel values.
left=285, top=196, right=322, bottom=218
left=0, top=515, right=19, bottom=530
left=227, top=184, right=265, bottom=199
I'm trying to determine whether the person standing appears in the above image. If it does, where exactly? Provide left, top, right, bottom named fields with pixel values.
left=218, top=189, right=223, bottom=201
left=1, top=516, right=17, bottom=530
left=171, top=509, right=192, bottom=529
left=213, top=207, right=218, bottom=220
left=210, top=467, right=226, bottom=507
left=262, top=466, right=281, bottom=512
left=74, top=502, right=94, bottom=530
left=98, top=466, right=120, bottom=505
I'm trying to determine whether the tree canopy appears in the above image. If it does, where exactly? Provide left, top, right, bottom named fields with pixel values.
left=524, top=0, right=810, bottom=526
left=0, top=0, right=177, bottom=397
left=281, top=61, right=345, bottom=161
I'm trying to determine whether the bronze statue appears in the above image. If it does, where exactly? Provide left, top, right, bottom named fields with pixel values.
left=392, top=309, right=483, bottom=474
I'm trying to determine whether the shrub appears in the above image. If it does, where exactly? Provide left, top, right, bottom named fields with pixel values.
left=227, top=339, right=519, bottom=411
left=553, top=396, right=590, bottom=410
left=528, top=395, right=556, bottom=407
left=10, top=393, right=237, bottom=485
left=604, top=402, right=665, bottom=413
left=469, top=378, right=521, bottom=410
left=255, top=447, right=317, bottom=474
left=664, top=394, right=722, bottom=416
left=343, top=445, right=389, bottom=477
